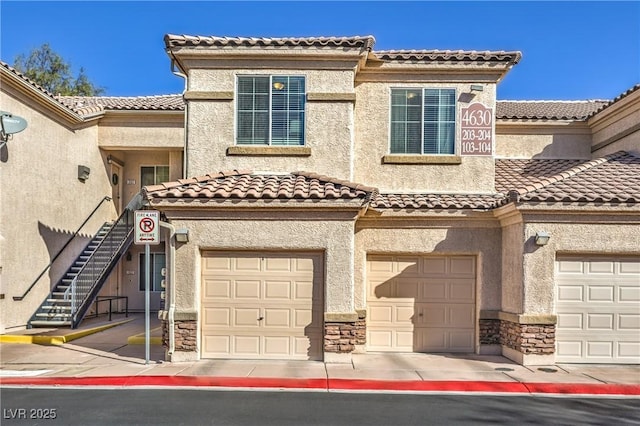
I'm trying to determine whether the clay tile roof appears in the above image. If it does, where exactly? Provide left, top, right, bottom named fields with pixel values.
left=373, top=49, right=521, bottom=64
left=0, top=60, right=84, bottom=117
left=497, top=151, right=640, bottom=203
left=586, top=84, right=640, bottom=118
left=57, top=95, right=185, bottom=115
left=496, top=100, right=609, bottom=120
left=164, top=34, right=375, bottom=50
left=371, top=193, right=505, bottom=210
left=144, top=170, right=376, bottom=203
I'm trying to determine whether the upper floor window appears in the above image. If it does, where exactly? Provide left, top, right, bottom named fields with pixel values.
left=141, top=165, right=169, bottom=186
left=390, top=88, right=456, bottom=155
left=237, top=76, right=305, bottom=146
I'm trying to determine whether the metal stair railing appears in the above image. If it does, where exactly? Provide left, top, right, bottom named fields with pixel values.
left=14, top=196, right=113, bottom=302
left=66, top=194, right=144, bottom=328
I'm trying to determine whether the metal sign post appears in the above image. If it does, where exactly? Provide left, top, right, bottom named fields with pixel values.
left=134, top=210, right=160, bottom=365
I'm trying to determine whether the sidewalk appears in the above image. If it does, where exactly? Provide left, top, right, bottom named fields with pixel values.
left=1, top=314, right=639, bottom=395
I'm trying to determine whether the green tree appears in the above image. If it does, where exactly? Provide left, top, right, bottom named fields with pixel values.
left=13, top=43, right=105, bottom=96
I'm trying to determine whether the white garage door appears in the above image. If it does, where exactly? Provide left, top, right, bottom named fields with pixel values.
left=367, top=255, right=476, bottom=353
left=201, top=252, right=323, bottom=360
left=556, top=256, right=640, bottom=364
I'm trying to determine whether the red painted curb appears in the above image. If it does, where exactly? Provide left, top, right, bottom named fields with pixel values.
left=1, top=376, right=639, bottom=395
left=328, top=379, right=530, bottom=393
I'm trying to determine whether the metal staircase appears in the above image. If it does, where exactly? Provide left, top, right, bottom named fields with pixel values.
left=29, top=195, right=143, bottom=328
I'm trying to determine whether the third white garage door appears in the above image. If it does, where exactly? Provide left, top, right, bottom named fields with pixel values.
left=556, top=256, right=640, bottom=364
left=367, top=255, right=476, bottom=353
left=201, top=252, right=323, bottom=360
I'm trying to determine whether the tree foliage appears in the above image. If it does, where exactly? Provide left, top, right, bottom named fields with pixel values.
left=13, top=43, right=105, bottom=96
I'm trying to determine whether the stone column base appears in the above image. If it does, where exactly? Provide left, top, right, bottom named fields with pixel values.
left=479, top=311, right=557, bottom=365
left=323, top=311, right=366, bottom=355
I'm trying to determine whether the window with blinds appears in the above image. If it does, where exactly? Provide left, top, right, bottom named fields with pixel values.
left=390, top=88, right=456, bottom=155
left=237, top=75, right=306, bottom=146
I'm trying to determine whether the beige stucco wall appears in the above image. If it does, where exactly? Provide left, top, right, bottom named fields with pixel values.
left=495, top=123, right=592, bottom=159
left=500, top=220, right=525, bottom=314
left=97, top=113, right=184, bottom=150
left=185, top=67, right=357, bottom=179
left=354, top=82, right=497, bottom=192
left=0, top=86, right=117, bottom=331
left=161, top=209, right=358, bottom=318
left=354, top=215, right=502, bottom=313
left=589, top=91, right=640, bottom=157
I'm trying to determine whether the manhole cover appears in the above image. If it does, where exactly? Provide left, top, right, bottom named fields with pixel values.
left=537, top=367, right=558, bottom=373
left=494, top=367, right=514, bottom=372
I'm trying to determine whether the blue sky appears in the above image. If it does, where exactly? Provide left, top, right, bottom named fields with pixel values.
left=1, top=1, right=638, bottom=100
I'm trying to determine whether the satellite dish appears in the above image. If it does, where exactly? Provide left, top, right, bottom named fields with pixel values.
left=0, top=111, right=28, bottom=147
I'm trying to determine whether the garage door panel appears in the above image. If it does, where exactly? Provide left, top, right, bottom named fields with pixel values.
left=235, top=280, right=261, bottom=299
left=235, top=336, right=261, bottom=355
left=203, top=335, right=231, bottom=355
left=421, top=280, right=446, bottom=300
left=203, top=279, right=232, bottom=299
left=449, top=257, right=476, bottom=276
left=264, top=280, right=291, bottom=299
left=558, top=285, right=584, bottom=302
left=264, top=336, right=290, bottom=356
left=557, top=313, right=583, bottom=329
left=449, top=305, right=475, bottom=327
left=556, top=256, right=640, bottom=363
left=620, top=286, right=640, bottom=302
left=620, top=261, right=640, bottom=274
left=203, top=307, right=231, bottom=327
left=586, top=314, right=613, bottom=330
left=367, top=255, right=475, bottom=353
left=588, top=287, right=614, bottom=302
left=619, top=314, right=640, bottom=329
left=422, top=257, right=447, bottom=275
left=449, top=280, right=475, bottom=301
left=619, top=342, right=640, bottom=358
left=449, top=331, right=474, bottom=351
left=396, top=279, right=420, bottom=298
left=263, top=308, right=291, bottom=327
left=294, top=281, right=314, bottom=300
left=234, top=308, right=260, bottom=327
left=396, top=306, right=415, bottom=324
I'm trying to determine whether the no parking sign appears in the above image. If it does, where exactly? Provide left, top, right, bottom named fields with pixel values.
left=134, top=210, right=160, bottom=245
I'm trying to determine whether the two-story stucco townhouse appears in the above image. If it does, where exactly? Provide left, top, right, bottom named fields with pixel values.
left=1, top=34, right=638, bottom=366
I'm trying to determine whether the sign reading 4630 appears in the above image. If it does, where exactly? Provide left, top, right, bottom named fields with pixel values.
left=461, top=103, right=493, bottom=156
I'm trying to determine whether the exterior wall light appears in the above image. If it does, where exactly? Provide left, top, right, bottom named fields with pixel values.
left=175, top=228, right=189, bottom=243
left=535, top=231, right=551, bottom=246
left=470, top=84, right=484, bottom=92
left=78, top=165, right=91, bottom=182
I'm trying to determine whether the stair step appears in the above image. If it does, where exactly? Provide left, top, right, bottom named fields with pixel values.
left=46, top=298, right=71, bottom=303
left=35, top=313, right=71, bottom=319
left=30, top=320, right=72, bottom=327
left=41, top=305, right=72, bottom=311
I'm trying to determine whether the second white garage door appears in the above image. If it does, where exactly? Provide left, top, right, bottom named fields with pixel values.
left=367, top=255, right=476, bottom=353
left=556, top=256, right=640, bottom=364
left=201, top=252, right=323, bottom=360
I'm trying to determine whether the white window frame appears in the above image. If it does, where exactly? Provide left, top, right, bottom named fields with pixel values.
left=235, top=75, right=306, bottom=146
left=388, top=87, right=457, bottom=155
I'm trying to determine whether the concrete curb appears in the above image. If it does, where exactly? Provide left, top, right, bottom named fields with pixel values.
left=1, top=376, right=639, bottom=395
left=126, top=327, right=162, bottom=345
left=0, top=319, right=134, bottom=345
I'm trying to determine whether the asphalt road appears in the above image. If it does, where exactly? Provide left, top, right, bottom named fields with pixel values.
left=2, top=388, right=639, bottom=426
